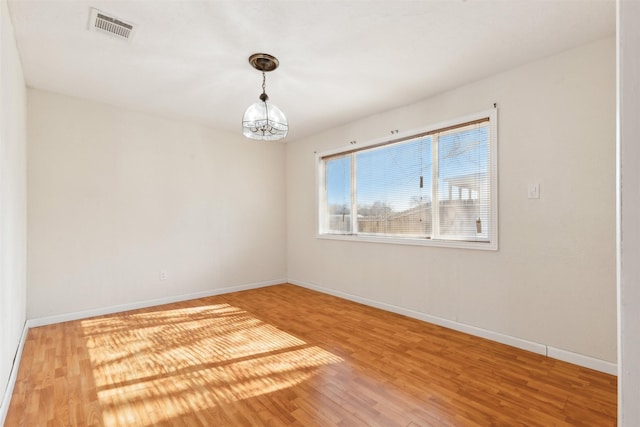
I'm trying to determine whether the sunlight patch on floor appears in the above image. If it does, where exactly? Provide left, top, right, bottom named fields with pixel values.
left=80, top=303, right=343, bottom=425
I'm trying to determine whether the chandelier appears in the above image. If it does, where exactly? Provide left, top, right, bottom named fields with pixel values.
left=242, top=53, right=289, bottom=141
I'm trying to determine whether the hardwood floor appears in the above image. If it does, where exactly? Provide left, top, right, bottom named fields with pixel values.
left=6, top=284, right=616, bottom=426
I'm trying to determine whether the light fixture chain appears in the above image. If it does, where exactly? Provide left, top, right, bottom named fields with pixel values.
left=262, top=72, right=266, bottom=95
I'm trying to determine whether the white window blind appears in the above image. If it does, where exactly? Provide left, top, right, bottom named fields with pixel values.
left=318, top=110, right=497, bottom=249
left=356, top=136, right=432, bottom=237
left=436, top=120, right=491, bottom=242
left=323, top=155, right=352, bottom=234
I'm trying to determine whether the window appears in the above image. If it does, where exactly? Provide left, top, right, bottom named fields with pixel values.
left=317, top=109, right=497, bottom=250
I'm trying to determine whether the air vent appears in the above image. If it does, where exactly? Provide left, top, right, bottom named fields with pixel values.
left=88, top=8, right=135, bottom=41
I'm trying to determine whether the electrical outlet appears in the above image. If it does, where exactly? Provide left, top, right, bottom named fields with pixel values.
left=528, top=183, right=540, bottom=199
left=159, top=270, right=167, bottom=281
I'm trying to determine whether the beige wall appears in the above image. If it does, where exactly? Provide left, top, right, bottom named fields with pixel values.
left=27, top=90, right=286, bottom=318
left=0, top=0, right=27, bottom=410
left=286, top=37, right=616, bottom=363
left=24, top=36, right=617, bottom=369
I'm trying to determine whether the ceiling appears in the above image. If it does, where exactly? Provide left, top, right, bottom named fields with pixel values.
left=7, top=0, right=615, bottom=142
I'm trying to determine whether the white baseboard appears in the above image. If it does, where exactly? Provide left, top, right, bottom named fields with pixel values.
left=0, top=321, right=29, bottom=427
left=288, top=278, right=617, bottom=376
left=27, top=278, right=286, bottom=328
left=547, top=346, right=617, bottom=375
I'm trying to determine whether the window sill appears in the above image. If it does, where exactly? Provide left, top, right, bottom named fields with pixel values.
left=316, top=233, right=498, bottom=251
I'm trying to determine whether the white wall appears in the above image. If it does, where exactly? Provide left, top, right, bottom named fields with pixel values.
left=618, top=0, right=640, bottom=423
left=27, top=90, right=286, bottom=319
left=287, top=37, right=616, bottom=364
left=0, top=0, right=27, bottom=411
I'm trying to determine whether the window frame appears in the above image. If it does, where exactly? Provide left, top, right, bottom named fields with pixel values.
left=316, top=109, right=498, bottom=251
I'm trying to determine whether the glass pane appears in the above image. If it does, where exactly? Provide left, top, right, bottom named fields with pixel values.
left=325, top=155, right=352, bottom=233
left=356, top=137, right=432, bottom=236
left=437, top=122, right=490, bottom=241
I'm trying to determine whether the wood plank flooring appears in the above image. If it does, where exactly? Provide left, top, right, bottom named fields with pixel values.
left=6, top=284, right=616, bottom=426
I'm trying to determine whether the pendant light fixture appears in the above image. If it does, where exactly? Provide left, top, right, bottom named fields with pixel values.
left=242, top=53, right=289, bottom=141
